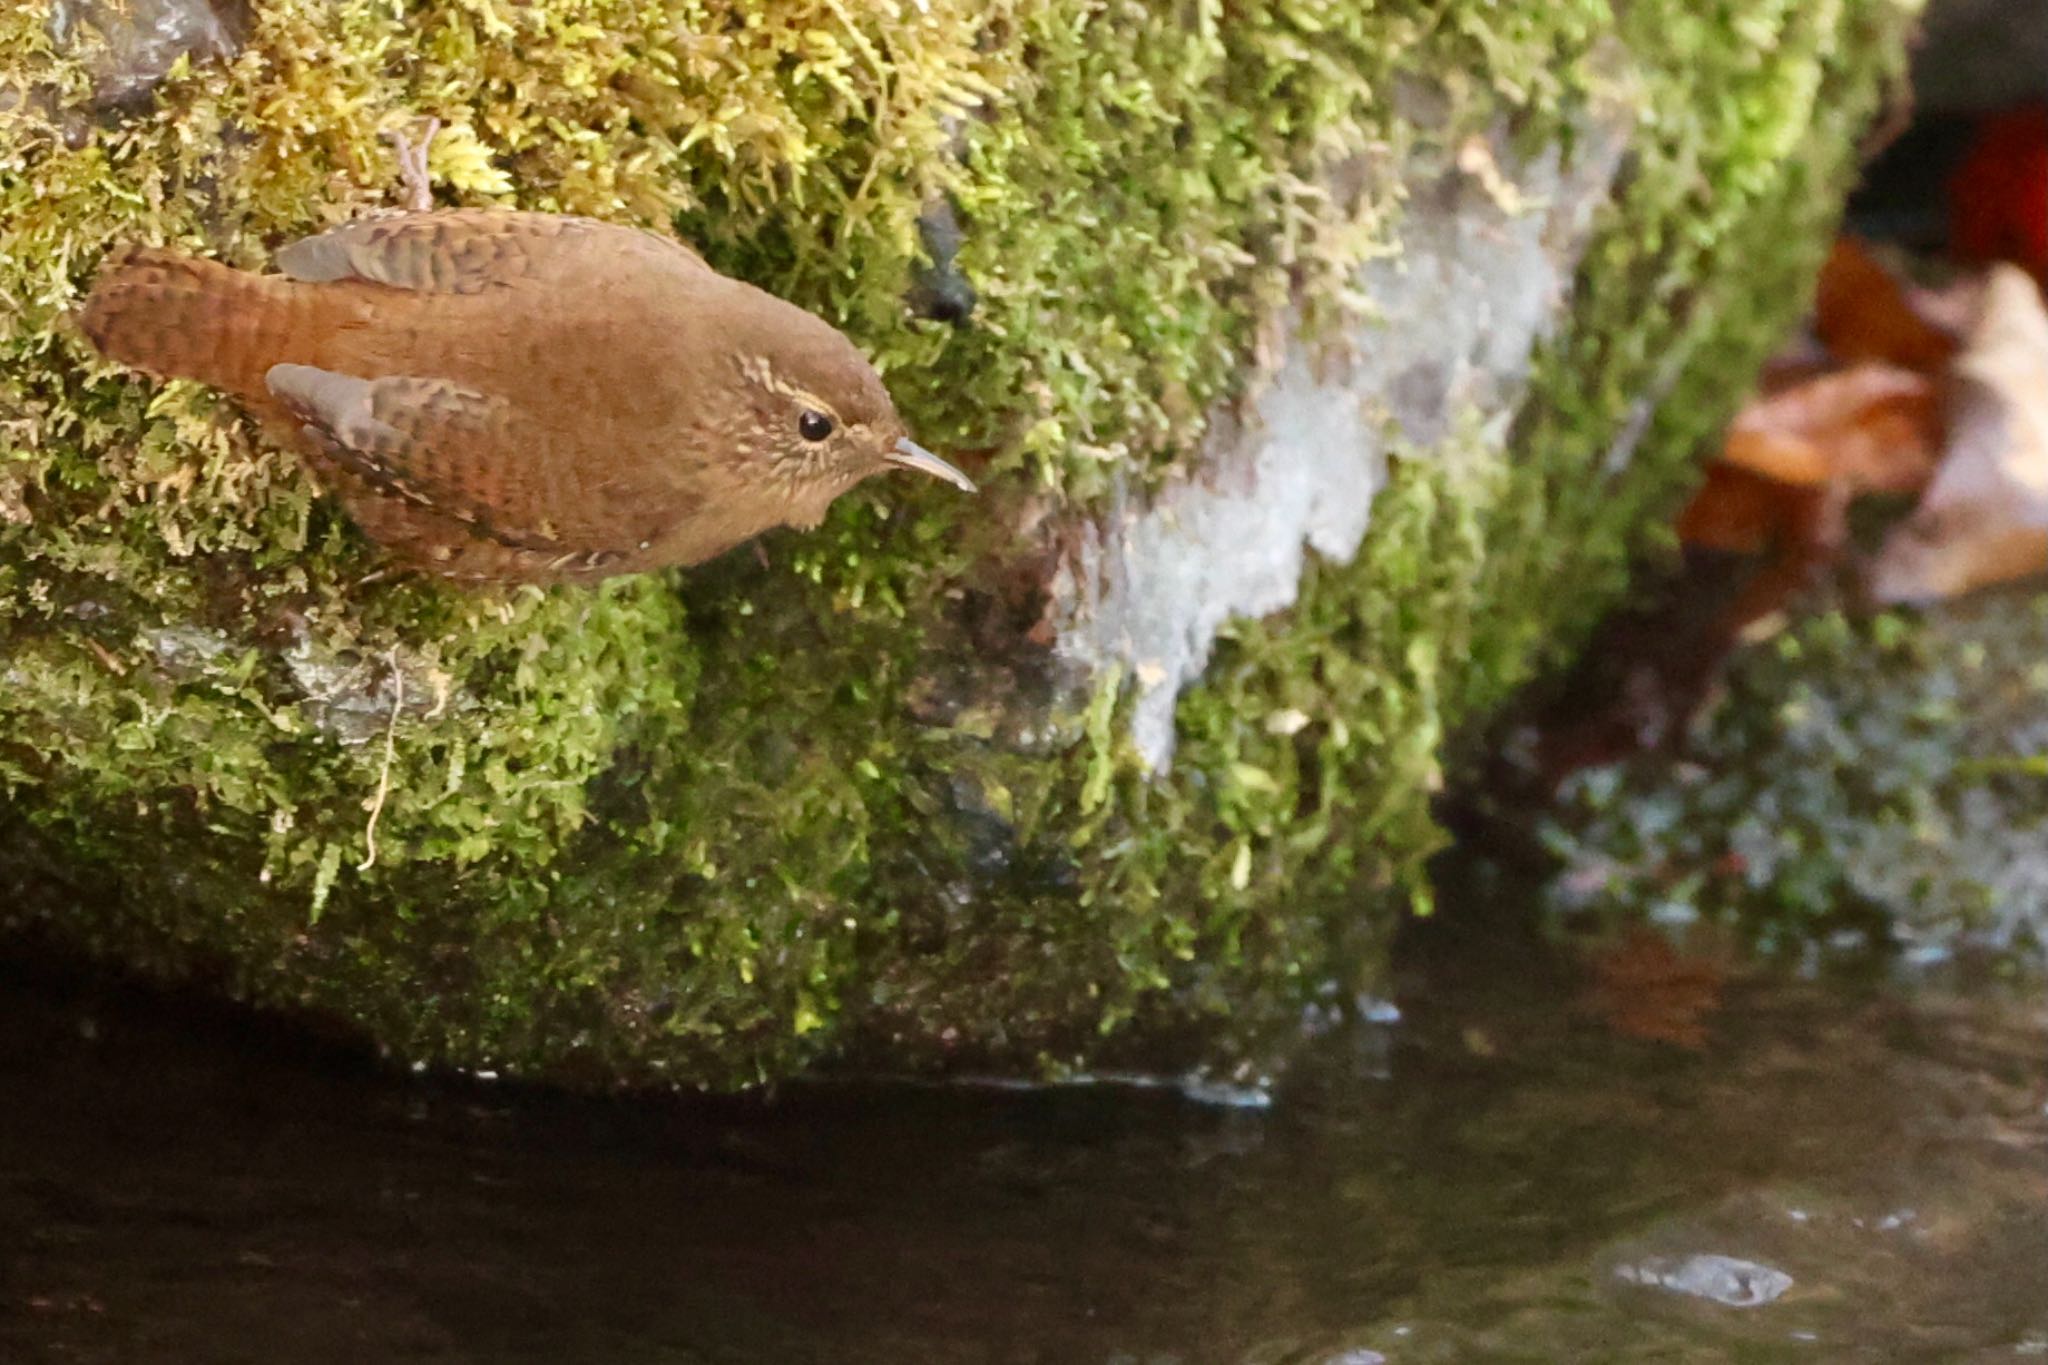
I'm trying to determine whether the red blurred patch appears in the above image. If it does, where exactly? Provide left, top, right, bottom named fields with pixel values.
left=1949, top=103, right=2048, bottom=285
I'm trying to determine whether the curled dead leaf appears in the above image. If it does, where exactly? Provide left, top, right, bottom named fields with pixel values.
left=1718, top=362, right=1938, bottom=494
left=1871, top=265, right=2048, bottom=603
left=1814, top=236, right=1959, bottom=371
left=1676, top=463, right=1825, bottom=556
left=1676, top=356, right=1939, bottom=632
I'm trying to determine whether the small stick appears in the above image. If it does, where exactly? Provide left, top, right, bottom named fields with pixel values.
left=384, top=116, right=441, bottom=214
left=358, top=647, right=404, bottom=872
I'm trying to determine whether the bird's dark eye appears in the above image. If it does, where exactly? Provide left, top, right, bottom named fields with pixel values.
left=798, top=409, right=834, bottom=443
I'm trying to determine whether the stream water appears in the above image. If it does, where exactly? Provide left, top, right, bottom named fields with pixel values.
left=3, top=909, right=2044, bottom=1364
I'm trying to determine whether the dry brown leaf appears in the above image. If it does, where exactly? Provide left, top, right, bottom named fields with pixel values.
left=1548, top=253, right=2019, bottom=788
left=1676, top=463, right=1812, bottom=554
left=1675, top=360, right=1939, bottom=632
left=1717, top=362, right=1939, bottom=493
left=1814, top=236, right=1960, bottom=371
left=1871, top=266, right=2048, bottom=603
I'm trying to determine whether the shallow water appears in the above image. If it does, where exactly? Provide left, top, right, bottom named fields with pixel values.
left=2, top=923, right=2044, bottom=1364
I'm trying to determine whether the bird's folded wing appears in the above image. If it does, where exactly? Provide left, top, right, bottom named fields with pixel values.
left=266, top=363, right=668, bottom=558
left=273, top=209, right=706, bottom=295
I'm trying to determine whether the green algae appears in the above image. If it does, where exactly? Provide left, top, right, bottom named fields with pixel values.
left=0, top=0, right=1923, bottom=1086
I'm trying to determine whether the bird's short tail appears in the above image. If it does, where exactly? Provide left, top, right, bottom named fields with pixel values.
left=77, top=245, right=295, bottom=402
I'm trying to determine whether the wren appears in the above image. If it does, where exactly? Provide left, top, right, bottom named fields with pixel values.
left=76, top=140, right=974, bottom=584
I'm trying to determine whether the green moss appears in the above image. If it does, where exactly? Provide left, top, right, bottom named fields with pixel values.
left=0, top=0, right=1922, bottom=1086
left=1481, top=0, right=1911, bottom=677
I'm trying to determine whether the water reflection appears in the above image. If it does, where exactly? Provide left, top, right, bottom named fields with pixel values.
left=2, top=936, right=2042, bottom=1363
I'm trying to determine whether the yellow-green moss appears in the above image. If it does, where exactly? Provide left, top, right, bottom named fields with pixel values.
left=0, top=0, right=1920, bottom=1086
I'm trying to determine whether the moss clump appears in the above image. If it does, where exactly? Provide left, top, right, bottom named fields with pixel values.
left=0, top=0, right=1922, bottom=1086
left=1540, top=596, right=2048, bottom=963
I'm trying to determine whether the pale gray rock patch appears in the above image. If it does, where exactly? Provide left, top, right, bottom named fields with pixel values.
left=1050, top=104, right=1636, bottom=769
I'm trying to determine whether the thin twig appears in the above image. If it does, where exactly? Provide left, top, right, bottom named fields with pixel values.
left=358, top=647, right=403, bottom=872
left=385, top=116, right=441, bottom=214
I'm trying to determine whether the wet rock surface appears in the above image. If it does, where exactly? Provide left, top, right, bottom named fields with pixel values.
left=907, top=197, right=977, bottom=326
left=1612, top=1251, right=1795, bottom=1308
left=49, top=0, right=243, bottom=109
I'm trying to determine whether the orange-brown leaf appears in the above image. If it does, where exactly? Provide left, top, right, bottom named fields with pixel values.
left=1676, top=463, right=1811, bottom=553
left=1815, top=236, right=1959, bottom=371
left=1717, top=362, right=1938, bottom=494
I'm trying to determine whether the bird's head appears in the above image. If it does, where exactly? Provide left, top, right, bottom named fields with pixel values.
left=722, top=289, right=975, bottom=527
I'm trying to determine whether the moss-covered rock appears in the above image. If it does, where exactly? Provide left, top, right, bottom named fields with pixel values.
left=0, top=0, right=1920, bottom=1087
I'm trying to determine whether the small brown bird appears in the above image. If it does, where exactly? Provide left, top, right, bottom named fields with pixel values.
left=77, top=148, right=974, bottom=584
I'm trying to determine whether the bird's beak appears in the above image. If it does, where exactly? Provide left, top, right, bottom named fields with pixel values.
left=886, top=437, right=977, bottom=493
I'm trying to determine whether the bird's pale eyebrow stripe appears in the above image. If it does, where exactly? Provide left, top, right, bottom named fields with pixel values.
left=788, top=388, right=840, bottom=420
left=736, top=354, right=843, bottom=424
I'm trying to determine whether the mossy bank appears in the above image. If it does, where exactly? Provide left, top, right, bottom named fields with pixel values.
left=1, top=0, right=1920, bottom=1087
